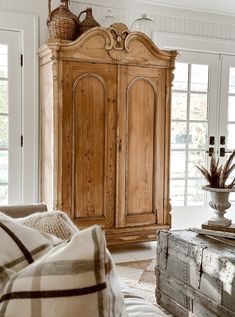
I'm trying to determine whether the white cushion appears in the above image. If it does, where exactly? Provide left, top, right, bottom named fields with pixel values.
left=17, top=210, right=78, bottom=240
left=124, top=295, right=165, bottom=317
left=120, top=282, right=166, bottom=317
left=0, top=225, right=126, bottom=317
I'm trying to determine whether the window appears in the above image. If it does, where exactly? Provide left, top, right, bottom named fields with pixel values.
left=219, top=56, right=235, bottom=202
left=227, top=67, right=235, bottom=149
left=0, top=12, right=38, bottom=204
left=171, top=62, right=209, bottom=206
left=0, top=44, right=8, bottom=202
left=170, top=52, right=221, bottom=208
left=157, top=33, right=235, bottom=227
left=0, top=30, right=22, bottom=204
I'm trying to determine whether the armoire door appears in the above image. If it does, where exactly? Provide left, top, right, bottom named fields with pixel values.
left=117, top=65, right=167, bottom=228
left=62, top=62, right=117, bottom=228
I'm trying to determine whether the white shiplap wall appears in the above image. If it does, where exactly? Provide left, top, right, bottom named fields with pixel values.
left=0, top=0, right=49, bottom=44
left=72, top=1, right=235, bottom=42
left=0, top=0, right=235, bottom=45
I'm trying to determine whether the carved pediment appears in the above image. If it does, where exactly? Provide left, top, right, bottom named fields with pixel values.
left=108, top=23, right=130, bottom=61
left=41, top=22, right=177, bottom=67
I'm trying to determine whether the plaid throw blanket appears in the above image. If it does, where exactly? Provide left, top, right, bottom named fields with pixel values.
left=0, top=223, right=126, bottom=317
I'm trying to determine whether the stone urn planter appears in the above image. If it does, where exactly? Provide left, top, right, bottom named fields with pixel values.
left=202, top=185, right=235, bottom=227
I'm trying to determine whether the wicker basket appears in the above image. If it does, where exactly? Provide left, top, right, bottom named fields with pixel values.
left=47, top=0, right=78, bottom=41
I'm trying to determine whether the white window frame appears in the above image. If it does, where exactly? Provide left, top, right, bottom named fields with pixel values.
left=219, top=55, right=235, bottom=150
left=0, top=30, right=22, bottom=203
left=170, top=51, right=220, bottom=207
left=155, top=31, right=235, bottom=227
left=0, top=11, right=39, bottom=203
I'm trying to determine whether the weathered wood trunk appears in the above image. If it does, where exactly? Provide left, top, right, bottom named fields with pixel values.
left=156, top=230, right=235, bottom=317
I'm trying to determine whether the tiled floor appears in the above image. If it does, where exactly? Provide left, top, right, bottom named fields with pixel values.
left=108, top=241, right=157, bottom=263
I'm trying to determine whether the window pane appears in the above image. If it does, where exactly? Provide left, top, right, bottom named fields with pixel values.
left=188, top=151, right=206, bottom=177
left=171, top=122, right=187, bottom=149
left=227, top=175, right=235, bottom=192
left=170, top=151, right=185, bottom=178
left=172, top=92, right=187, bottom=120
left=0, top=44, right=7, bottom=54
left=0, top=184, right=8, bottom=204
left=228, top=96, right=235, bottom=122
left=191, top=64, right=208, bottom=92
left=190, top=94, right=207, bottom=121
left=0, top=81, right=8, bottom=113
left=189, top=122, right=207, bottom=149
left=230, top=191, right=235, bottom=202
left=170, top=179, right=185, bottom=206
left=0, top=151, right=8, bottom=182
left=173, top=63, right=188, bottom=91
left=0, top=44, right=8, bottom=78
left=187, top=179, right=205, bottom=206
left=229, top=67, right=235, bottom=94
left=0, top=116, right=8, bottom=148
left=227, top=124, right=235, bottom=149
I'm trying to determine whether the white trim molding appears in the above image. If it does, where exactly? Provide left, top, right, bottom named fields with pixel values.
left=156, top=32, right=235, bottom=55
left=0, top=10, right=39, bottom=203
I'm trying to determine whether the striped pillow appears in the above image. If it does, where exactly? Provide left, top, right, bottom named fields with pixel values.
left=0, top=225, right=126, bottom=317
left=0, top=213, right=62, bottom=294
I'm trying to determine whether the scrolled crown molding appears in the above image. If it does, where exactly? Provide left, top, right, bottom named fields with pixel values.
left=39, top=23, right=177, bottom=67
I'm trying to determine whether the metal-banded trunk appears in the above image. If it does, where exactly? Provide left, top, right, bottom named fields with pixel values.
left=156, top=230, right=235, bottom=317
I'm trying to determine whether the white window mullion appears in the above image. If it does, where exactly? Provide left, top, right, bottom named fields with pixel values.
left=184, top=64, right=191, bottom=206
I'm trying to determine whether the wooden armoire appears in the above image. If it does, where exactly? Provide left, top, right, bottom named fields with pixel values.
left=39, top=23, right=177, bottom=245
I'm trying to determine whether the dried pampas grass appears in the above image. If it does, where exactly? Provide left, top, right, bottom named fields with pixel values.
left=196, top=150, right=235, bottom=188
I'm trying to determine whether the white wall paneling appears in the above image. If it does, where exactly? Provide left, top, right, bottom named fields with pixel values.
left=0, top=0, right=235, bottom=45
left=139, top=0, right=235, bottom=17
left=157, top=32, right=235, bottom=54
left=0, top=0, right=48, bottom=44
left=71, top=0, right=235, bottom=41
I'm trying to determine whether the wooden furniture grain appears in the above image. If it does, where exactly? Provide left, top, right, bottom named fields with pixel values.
left=39, top=23, right=177, bottom=245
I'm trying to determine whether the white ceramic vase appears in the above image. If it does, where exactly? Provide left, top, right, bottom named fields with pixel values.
left=202, top=185, right=235, bottom=227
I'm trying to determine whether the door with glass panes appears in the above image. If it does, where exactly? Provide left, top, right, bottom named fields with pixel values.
left=219, top=55, right=235, bottom=202
left=170, top=51, right=235, bottom=227
left=0, top=30, right=22, bottom=204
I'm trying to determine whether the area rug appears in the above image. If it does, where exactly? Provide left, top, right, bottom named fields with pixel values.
left=116, top=259, right=172, bottom=316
